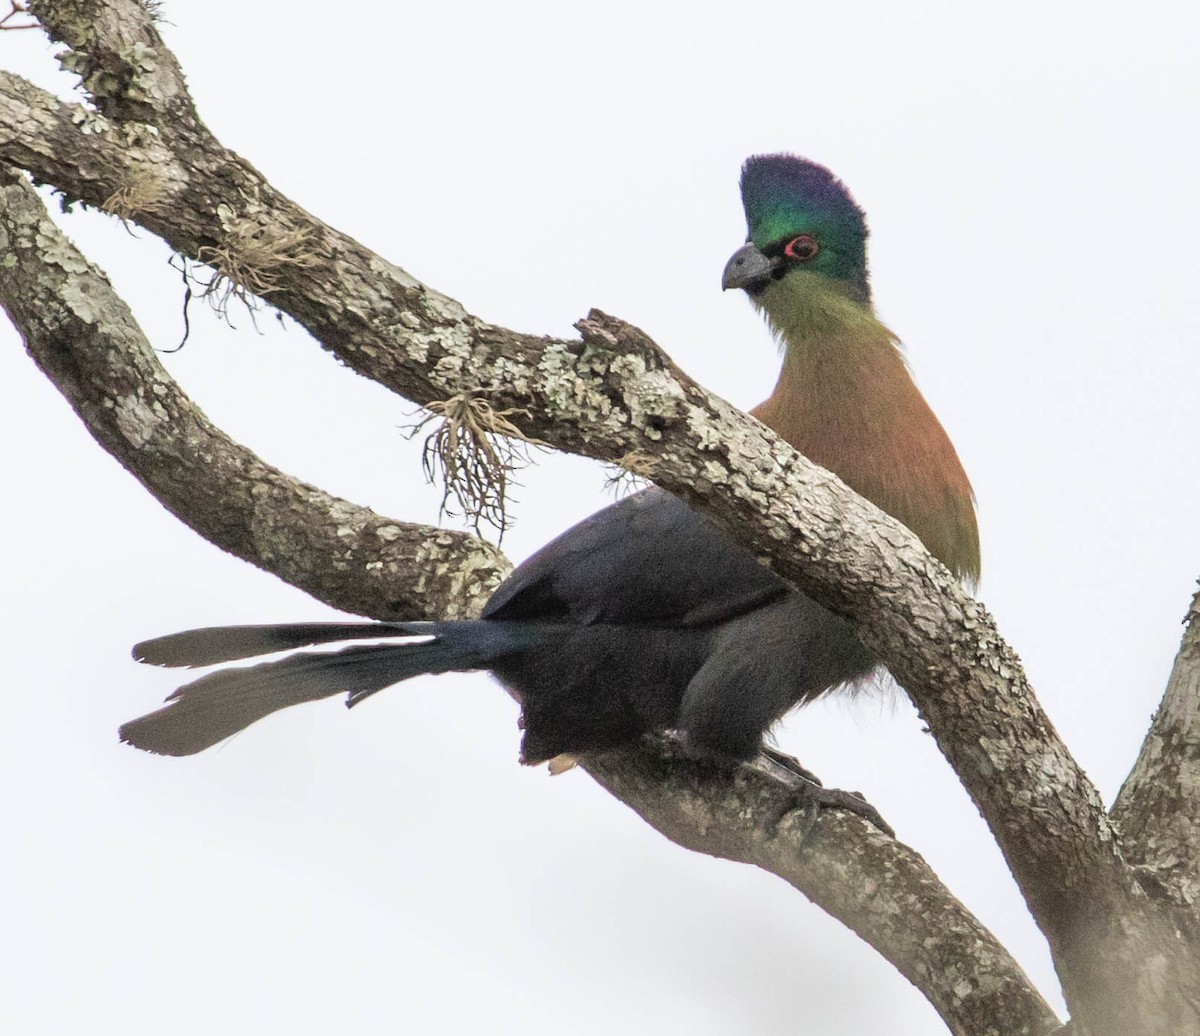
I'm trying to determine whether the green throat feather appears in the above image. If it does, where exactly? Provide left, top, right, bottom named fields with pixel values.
left=739, top=155, right=980, bottom=583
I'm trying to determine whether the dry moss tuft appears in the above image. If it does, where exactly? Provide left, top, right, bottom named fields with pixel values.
left=101, top=174, right=165, bottom=222
left=410, top=394, right=549, bottom=537
left=604, top=449, right=658, bottom=496
left=195, top=219, right=321, bottom=323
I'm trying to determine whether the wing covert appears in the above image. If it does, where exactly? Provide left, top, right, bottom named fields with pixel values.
left=483, top=488, right=785, bottom=627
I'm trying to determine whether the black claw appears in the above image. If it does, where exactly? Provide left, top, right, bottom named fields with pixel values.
left=767, top=784, right=823, bottom=842
left=758, top=748, right=894, bottom=838
left=651, top=735, right=894, bottom=838
left=760, top=745, right=824, bottom=786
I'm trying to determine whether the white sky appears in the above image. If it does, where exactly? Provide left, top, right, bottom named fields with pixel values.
left=2, top=3, right=1199, bottom=1033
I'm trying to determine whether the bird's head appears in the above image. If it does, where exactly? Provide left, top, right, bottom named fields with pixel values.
left=722, top=154, right=870, bottom=310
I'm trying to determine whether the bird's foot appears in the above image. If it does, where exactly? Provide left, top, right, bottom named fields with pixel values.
left=759, top=744, right=824, bottom=787
left=754, top=748, right=894, bottom=839
left=655, top=733, right=893, bottom=837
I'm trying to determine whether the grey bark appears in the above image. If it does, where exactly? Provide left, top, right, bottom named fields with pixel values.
left=1113, top=588, right=1200, bottom=909
left=3, top=1, right=1200, bottom=1032
left=0, top=165, right=1057, bottom=1036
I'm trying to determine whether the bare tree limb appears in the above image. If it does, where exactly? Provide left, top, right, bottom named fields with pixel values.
left=4, top=2, right=1200, bottom=1031
left=0, top=167, right=1060, bottom=1036
left=586, top=744, right=1061, bottom=1036
left=29, top=0, right=196, bottom=124
left=0, top=166, right=507, bottom=621
left=1114, top=587, right=1200, bottom=910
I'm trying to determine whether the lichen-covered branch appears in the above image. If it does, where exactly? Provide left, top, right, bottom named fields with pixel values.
left=29, top=0, right=196, bottom=125
left=3, top=2, right=1200, bottom=1031
left=0, top=168, right=1059, bottom=1036
left=1113, top=587, right=1200, bottom=913
left=586, top=744, right=1060, bottom=1036
left=0, top=57, right=1117, bottom=930
left=0, top=168, right=508, bottom=620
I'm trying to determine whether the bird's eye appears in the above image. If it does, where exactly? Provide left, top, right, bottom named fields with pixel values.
left=783, top=235, right=819, bottom=261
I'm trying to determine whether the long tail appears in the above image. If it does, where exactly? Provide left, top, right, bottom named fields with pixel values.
left=121, top=620, right=536, bottom=757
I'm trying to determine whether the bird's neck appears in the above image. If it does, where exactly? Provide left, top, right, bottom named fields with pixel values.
left=751, top=276, right=980, bottom=582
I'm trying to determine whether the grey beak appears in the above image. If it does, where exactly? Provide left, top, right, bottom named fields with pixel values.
left=722, top=242, right=779, bottom=292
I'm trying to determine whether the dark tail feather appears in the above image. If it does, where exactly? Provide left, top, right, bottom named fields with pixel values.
left=133, top=621, right=434, bottom=667
left=121, top=621, right=535, bottom=757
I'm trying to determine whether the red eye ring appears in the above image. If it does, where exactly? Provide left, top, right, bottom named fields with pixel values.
left=783, top=235, right=819, bottom=261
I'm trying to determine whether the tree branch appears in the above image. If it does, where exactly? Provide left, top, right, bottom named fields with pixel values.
left=0, top=166, right=507, bottom=621
left=586, top=744, right=1060, bottom=1036
left=5, top=2, right=1200, bottom=1030
left=1113, top=586, right=1200, bottom=912
left=0, top=167, right=1059, bottom=1036
left=4, top=52, right=1114, bottom=957
left=29, top=0, right=197, bottom=125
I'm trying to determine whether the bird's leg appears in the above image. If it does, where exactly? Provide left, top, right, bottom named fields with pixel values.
left=657, top=732, right=894, bottom=837
left=753, top=747, right=895, bottom=839
left=759, top=744, right=824, bottom=786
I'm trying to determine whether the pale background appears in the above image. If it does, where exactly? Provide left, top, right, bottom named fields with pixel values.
left=3, top=3, right=1199, bottom=1033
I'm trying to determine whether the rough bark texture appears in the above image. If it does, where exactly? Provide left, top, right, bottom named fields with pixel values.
left=586, top=744, right=1060, bottom=1036
left=0, top=168, right=508, bottom=620
left=0, top=169, right=1058, bottom=1036
left=3, top=2, right=1200, bottom=1032
left=1114, top=588, right=1200, bottom=914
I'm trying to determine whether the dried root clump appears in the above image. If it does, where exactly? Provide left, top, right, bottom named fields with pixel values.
left=195, top=218, right=321, bottom=324
left=137, top=0, right=167, bottom=21
left=410, top=394, right=549, bottom=537
left=101, top=173, right=165, bottom=223
left=605, top=449, right=658, bottom=497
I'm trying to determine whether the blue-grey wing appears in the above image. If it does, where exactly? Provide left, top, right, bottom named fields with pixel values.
left=482, top=488, right=786, bottom=626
